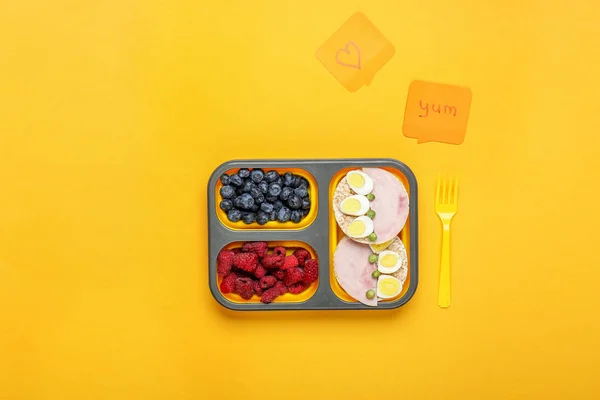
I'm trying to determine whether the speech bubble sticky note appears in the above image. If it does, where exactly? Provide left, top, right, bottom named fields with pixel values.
left=402, top=80, right=473, bottom=144
left=316, top=13, right=395, bottom=92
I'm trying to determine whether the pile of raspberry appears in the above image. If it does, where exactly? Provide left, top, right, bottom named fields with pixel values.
left=217, top=241, right=319, bottom=303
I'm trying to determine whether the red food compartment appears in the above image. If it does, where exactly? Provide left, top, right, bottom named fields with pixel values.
left=216, top=241, right=319, bottom=304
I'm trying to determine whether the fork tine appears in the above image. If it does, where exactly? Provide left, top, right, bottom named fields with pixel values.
left=442, top=176, right=448, bottom=204
left=453, top=175, right=459, bottom=204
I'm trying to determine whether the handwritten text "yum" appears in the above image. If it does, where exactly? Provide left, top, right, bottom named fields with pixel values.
left=419, top=100, right=457, bottom=118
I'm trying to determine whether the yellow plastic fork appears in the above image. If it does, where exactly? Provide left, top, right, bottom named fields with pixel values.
left=435, top=175, right=458, bottom=308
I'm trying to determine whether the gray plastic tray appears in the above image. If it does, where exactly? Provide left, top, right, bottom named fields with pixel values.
left=207, top=158, right=418, bottom=311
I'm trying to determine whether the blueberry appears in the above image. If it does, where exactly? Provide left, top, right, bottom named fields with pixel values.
left=258, top=181, right=268, bottom=194
left=241, top=179, right=254, bottom=193
left=265, top=170, right=279, bottom=183
left=260, top=202, right=274, bottom=213
left=266, top=195, right=278, bottom=203
left=220, top=185, right=235, bottom=199
left=302, top=198, right=311, bottom=210
left=274, top=176, right=283, bottom=186
left=300, top=178, right=309, bottom=188
left=268, top=183, right=282, bottom=197
left=277, top=206, right=291, bottom=222
left=219, top=199, right=233, bottom=211
left=250, top=203, right=260, bottom=212
left=250, top=169, right=264, bottom=183
left=282, top=172, right=294, bottom=187
left=250, top=186, right=262, bottom=199
left=227, top=209, right=242, bottom=222
left=294, top=185, right=308, bottom=198
left=290, top=210, right=302, bottom=223
left=302, top=209, right=310, bottom=217
left=254, top=194, right=265, bottom=204
left=273, top=200, right=283, bottom=211
left=242, top=212, right=256, bottom=224
left=287, top=194, right=302, bottom=209
left=234, top=193, right=254, bottom=210
left=292, top=175, right=303, bottom=188
left=220, top=174, right=230, bottom=185
left=230, top=173, right=243, bottom=187
left=269, top=211, right=277, bottom=221
left=238, top=168, right=250, bottom=179
left=256, top=211, right=269, bottom=225
left=279, top=186, right=293, bottom=201
left=235, top=186, right=245, bottom=196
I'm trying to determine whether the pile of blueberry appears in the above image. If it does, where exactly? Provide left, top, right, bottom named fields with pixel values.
left=219, top=168, right=311, bottom=225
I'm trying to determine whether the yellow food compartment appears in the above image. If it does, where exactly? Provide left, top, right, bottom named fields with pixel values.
left=328, top=167, right=411, bottom=303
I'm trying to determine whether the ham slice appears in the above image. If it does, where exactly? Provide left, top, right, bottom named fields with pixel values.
left=363, top=167, right=409, bottom=243
left=333, top=236, right=378, bottom=306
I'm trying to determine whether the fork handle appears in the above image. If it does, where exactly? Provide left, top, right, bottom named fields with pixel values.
left=438, top=225, right=451, bottom=308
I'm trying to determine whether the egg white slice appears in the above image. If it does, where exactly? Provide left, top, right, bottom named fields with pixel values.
left=346, top=216, right=374, bottom=239
left=377, top=275, right=403, bottom=299
left=369, top=239, right=394, bottom=254
left=377, top=250, right=402, bottom=274
left=346, top=170, right=374, bottom=196
left=339, top=195, right=370, bottom=216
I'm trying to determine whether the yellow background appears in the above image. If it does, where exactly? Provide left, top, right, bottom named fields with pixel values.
left=1, top=0, right=599, bottom=399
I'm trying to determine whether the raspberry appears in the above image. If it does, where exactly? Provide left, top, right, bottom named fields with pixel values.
left=254, top=264, right=267, bottom=279
left=274, top=281, right=288, bottom=296
left=302, top=259, right=319, bottom=283
left=261, top=254, right=284, bottom=269
left=273, top=246, right=287, bottom=257
left=217, top=249, right=235, bottom=277
left=234, top=277, right=255, bottom=300
left=273, top=270, right=285, bottom=280
left=232, top=248, right=241, bottom=254
left=242, top=241, right=268, bottom=258
left=233, top=270, right=252, bottom=279
left=253, top=280, right=263, bottom=296
left=292, top=249, right=311, bottom=267
left=260, top=287, right=279, bottom=304
left=219, top=272, right=238, bottom=293
left=288, top=282, right=307, bottom=294
left=284, top=267, right=303, bottom=286
left=259, top=276, right=277, bottom=289
left=281, top=255, right=299, bottom=270
left=233, top=252, right=258, bottom=273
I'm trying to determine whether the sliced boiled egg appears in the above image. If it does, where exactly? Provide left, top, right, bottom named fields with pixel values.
left=377, top=250, right=402, bottom=274
left=346, top=170, right=374, bottom=195
left=369, top=239, right=394, bottom=254
left=346, top=216, right=374, bottom=239
left=339, top=195, right=370, bottom=216
left=377, top=275, right=403, bottom=299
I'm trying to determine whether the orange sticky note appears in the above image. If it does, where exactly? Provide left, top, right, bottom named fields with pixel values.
left=402, top=80, right=473, bottom=145
left=316, top=13, right=395, bottom=92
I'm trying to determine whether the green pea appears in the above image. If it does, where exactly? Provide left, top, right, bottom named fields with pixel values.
left=372, top=270, right=381, bottom=278
left=368, top=232, right=377, bottom=242
left=368, top=254, right=378, bottom=263
left=366, top=209, right=376, bottom=219
left=366, top=193, right=375, bottom=201
left=366, top=289, right=376, bottom=299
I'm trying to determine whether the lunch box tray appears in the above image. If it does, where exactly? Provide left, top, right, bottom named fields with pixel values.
left=207, top=158, right=418, bottom=311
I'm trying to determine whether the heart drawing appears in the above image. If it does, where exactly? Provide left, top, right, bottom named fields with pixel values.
left=335, top=42, right=361, bottom=69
